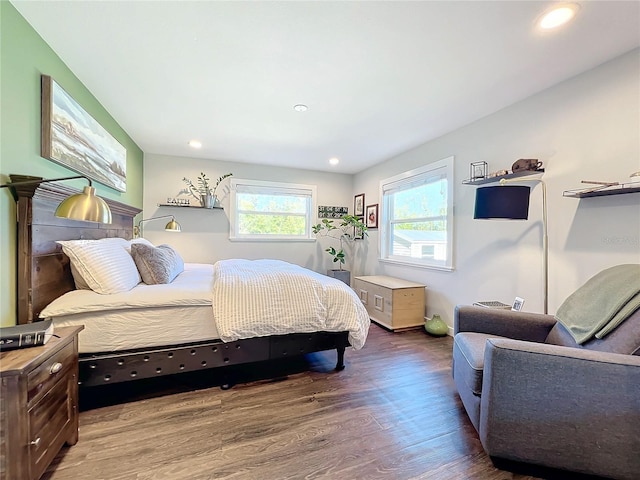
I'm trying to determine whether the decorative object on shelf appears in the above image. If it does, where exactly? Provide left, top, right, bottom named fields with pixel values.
left=470, top=161, right=488, bottom=181
left=511, top=158, right=543, bottom=173
left=1, top=174, right=112, bottom=223
left=318, top=205, right=348, bottom=219
left=354, top=193, right=365, bottom=216
left=366, top=204, right=378, bottom=229
left=41, top=75, right=127, bottom=192
left=312, top=215, right=368, bottom=285
left=165, top=197, right=191, bottom=206
left=182, top=172, right=232, bottom=208
left=487, top=169, right=509, bottom=178
left=424, top=314, right=448, bottom=336
left=134, top=215, right=182, bottom=238
left=474, top=178, right=549, bottom=314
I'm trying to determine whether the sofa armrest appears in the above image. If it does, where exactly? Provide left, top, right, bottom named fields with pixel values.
left=480, top=338, right=640, bottom=480
left=454, top=305, right=556, bottom=342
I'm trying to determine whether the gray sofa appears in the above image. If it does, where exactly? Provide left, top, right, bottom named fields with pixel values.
left=452, top=305, right=640, bottom=480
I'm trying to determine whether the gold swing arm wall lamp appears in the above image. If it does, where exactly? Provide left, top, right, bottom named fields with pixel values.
left=134, top=215, right=182, bottom=238
left=0, top=174, right=112, bottom=224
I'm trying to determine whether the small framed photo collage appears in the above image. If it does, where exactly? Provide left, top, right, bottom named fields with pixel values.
left=319, top=193, right=378, bottom=238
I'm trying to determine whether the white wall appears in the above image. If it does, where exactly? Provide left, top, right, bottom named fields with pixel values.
left=353, top=49, right=640, bottom=329
left=143, top=50, right=639, bottom=333
left=143, top=154, right=356, bottom=273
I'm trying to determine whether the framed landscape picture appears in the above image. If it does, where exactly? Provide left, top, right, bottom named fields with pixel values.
left=41, top=75, right=127, bottom=192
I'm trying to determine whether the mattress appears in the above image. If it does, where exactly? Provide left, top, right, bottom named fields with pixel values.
left=51, top=305, right=218, bottom=354
left=41, top=263, right=218, bottom=353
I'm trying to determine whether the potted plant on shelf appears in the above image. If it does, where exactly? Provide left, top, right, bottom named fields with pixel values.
left=182, top=172, right=233, bottom=208
left=312, top=214, right=367, bottom=285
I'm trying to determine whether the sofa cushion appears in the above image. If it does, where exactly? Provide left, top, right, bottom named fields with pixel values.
left=453, top=332, right=510, bottom=395
left=546, top=307, right=640, bottom=355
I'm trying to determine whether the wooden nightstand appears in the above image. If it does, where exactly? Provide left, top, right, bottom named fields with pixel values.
left=1, top=325, right=83, bottom=480
left=354, top=276, right=426, bottom=331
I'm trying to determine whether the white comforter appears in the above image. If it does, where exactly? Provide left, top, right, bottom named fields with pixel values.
left=212, top=259, right=370, bottom=349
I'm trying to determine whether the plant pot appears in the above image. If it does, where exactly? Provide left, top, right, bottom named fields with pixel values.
left=327, top=269, right=350, bottom=286
left=200, top=194, right=215, bottom=209
left=424, top=314, right=448, bottom=336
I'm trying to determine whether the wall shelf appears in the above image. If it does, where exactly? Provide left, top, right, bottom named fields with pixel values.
left=158, top=203, right=223, bottom=210
left=563, top=182, right=640, bottom=198
left=462, top=169, right=544, bottom=185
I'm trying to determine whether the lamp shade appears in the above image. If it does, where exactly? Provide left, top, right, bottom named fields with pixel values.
left=474, top=185, right=531, bottom=220
left=55, top=185, right=112, bottom=223
left=164, top=218, right=181, bottom=232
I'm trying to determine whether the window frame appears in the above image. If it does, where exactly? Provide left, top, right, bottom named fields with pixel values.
left=229, top=178, right=317, bottom=242
left=379, top=156, right=455, bottom=271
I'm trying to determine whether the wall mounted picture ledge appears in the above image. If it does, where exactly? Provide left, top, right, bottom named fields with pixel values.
left=41, top=75, right=127, bottom=192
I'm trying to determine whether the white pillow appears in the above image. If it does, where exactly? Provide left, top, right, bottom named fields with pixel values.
left=57, top=238, right=141, bottom=294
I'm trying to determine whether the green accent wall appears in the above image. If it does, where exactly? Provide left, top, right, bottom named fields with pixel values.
left=0, top=2, right=144, bottom=326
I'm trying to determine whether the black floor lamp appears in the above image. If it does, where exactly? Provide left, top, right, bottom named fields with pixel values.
left=474, top=179, right=548, bottom=314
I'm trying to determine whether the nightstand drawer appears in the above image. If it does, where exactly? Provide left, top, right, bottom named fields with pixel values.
left=28, top=378, right=73, bottom=480
left=27, top=342, right=74, bottom=405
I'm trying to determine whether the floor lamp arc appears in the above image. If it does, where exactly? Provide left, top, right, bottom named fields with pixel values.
left=474, top=178, right=548, bottom=314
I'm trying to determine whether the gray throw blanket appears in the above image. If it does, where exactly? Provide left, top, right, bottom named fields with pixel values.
left=555, top=264, right=640, bottom=344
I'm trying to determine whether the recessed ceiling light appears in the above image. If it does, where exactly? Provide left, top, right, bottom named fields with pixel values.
left=293, top=104, right=308, bottom=112
left=188, top=140, right=202, bottom=149
left=538, top=4, right=579, bottom=30
left=329, top=157, right=339, bottom=165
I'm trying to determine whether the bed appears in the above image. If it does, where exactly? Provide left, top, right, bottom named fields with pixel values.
left=14, top=182, right=370, bottom=388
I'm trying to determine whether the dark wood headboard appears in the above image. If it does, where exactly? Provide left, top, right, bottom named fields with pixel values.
left=14, top=182, right=141, bottom=324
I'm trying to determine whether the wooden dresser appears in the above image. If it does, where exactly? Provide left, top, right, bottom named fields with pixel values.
left=354, top=276, right=426, bottom=331
left=0, top=326, right=83, bottom=480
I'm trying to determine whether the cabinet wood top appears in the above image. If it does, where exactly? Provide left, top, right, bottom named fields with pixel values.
left=0, top=325, right=83, bottom=376
left=355, top=275, right=426, bottom=289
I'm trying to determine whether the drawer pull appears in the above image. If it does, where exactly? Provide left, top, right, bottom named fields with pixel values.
left=49, top=362, right=63, bottom=375
left=30, top=437, right=41, bottom=447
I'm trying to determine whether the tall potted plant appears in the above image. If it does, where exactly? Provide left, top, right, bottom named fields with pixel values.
left=312, top=214, right=367, bottom=285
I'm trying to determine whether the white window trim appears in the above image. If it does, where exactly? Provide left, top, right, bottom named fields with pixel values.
left=229, top=178, right=317, bottom=242
left=379, top=156, right=455, bottom=271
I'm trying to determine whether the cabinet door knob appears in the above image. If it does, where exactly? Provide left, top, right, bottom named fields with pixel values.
left=49, top=362, right=63, bottom=375
left=30, top=437, right=41, bottom=447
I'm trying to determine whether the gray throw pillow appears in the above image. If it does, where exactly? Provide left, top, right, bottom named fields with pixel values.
left=131, top=243, right=184, bottom=284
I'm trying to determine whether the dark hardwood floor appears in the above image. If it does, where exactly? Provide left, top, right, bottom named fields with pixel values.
left=43, top=325, right=592, bottom=480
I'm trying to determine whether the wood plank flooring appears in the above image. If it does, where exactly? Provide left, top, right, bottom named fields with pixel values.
left=43, top=325, right=597, bottom=480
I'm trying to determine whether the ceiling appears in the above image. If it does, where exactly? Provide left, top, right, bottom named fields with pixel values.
left=12, top=1, right=640, bottom=174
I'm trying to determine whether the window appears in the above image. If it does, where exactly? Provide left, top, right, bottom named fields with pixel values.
left=379, top=156, right=454, bottom=270
left=230, top=178, right=316, bottom=241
